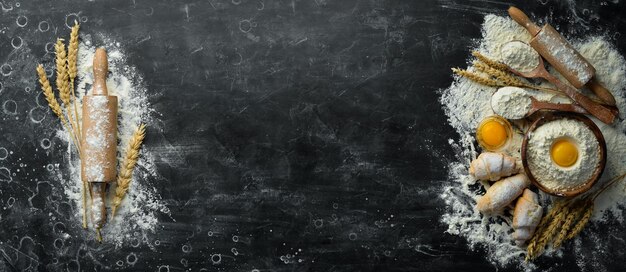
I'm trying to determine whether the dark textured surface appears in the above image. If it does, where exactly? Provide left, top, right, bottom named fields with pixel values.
left=1, top=0, right=626, bottom=271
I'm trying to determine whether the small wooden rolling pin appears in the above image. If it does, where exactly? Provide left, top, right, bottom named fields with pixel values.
left=81, top=48, right=118, bottom=239
left=508, top=6, right=617, bottom=106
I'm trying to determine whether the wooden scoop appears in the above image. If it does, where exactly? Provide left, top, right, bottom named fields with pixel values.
left=491, top=88, right=588, bottom=119
left=509, top=6, right=617, bottom=106
left=504, top=42, right=617, bottom=124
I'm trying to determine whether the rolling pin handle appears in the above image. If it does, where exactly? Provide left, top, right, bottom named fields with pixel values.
left=542, top=71, right=616, bottom=124
left=92, top=48, right=109, bottom=96
left=587, top=79, right=617, bottom=106
left=508, top=6, right=541, bottom=36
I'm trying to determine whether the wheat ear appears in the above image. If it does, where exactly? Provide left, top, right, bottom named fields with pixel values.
left=553, top=200, right=586, bottom=248
left=111, top=124, right=147, bottom=218
left=56, top=38, right=87, bottom=229
left=55, top=39, right=82, bottom=149
left=453, top=66, right=553, bottom=94
left=65, top=23, right=87, bottom=229
left=473, top=62, right=525, bottom=85
left=472, top=61, right=553, bottom=93
left=471, top=51, right=509, bottom=71
left=470, top=52, right=562, bottom=94
left=37, top=65, right=76, bottom=143
left=452, top=68, right=502, bottom=88
left=566, top=200, right=594, bottom=240
left=55, top=39, right=70, bottom=105
left=531, top=210, right=566, bottom=259
left=68, top=21, right=82, bottom=140
left=526, top=200, right=567, bottom=261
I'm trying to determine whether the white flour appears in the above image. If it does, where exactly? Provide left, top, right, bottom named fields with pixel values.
left=53, top=40, right=170, bottom=246
left=526, top=119, right=601, bottom=192
left=499, top=41, right=540, bottom=73
left=440, top=14, right=626, bottom=269
left=491, top=87, right=532, bottom=119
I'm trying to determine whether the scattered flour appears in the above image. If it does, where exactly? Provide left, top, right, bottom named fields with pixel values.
left=499, top=41, right=540, bottom=73
left=526, top=119, right=601, bottom=192
left=53, top=40, right=170, bottom=246
left=440, top=14, right=626, bottom=269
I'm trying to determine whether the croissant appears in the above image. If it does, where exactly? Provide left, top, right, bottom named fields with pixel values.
left=469, top=152, right=517, bottom=181
left=476, top=173, right=530, bottom=214
left=512, top=189, right=543, bottom=246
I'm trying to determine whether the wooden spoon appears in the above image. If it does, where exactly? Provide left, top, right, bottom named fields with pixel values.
left=491, top=89, right=588, bottom=119
left=526, top=97, right=587, bottom=117
left=503, top=41, right=617, bottom=124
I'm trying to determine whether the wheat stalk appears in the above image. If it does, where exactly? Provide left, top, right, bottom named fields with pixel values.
left=67, top=21, right=87, bottom=229
left=56, top=37, right=87, bottom=229
left=552, top=200, right=586, bottom=248
left=111, top=124, right=147, bottom=218
left=37, top=65, right=78, bottom=146
left=65, top=23, right=87, bottom=229
left=55, top=39, right=70, bottom=105
left=55, top=39, right=82, bottom=147
left=526, top=200, right=567, bottom=261
left=470, top=52, right=564, bottom=94
left=472, top=51, right=509, bottom=71
left=525, top=174, right=626, bottom=260
left=452, top=68, right=502, bottom=88
left=526, top=198, right=595, bottom=260
left=453, top=66, right=557, bottom=95
left=68, top=22, right=79, bottom=84
left=474, top=62, right=525, bottom=86
left=472, top=61, right=556, bottom=93
left=37, top=65, right=64, bottom=121
left=533, top=210, right=565, bottom=258
left=566, top=201, right=594, bottom=240
left=68, top=21, right=82, bottom=140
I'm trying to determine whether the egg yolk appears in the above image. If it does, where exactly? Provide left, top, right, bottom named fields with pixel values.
left=551, top=139, right=578, bottom=167
left=479, top=120, right=508, bottom=149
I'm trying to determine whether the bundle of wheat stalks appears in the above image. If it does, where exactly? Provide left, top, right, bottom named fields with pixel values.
left=36, top=22, right=146, bottom=241
left=452, top=51, right=561, bottom=96
left=526, top=172, right=626, bottom=260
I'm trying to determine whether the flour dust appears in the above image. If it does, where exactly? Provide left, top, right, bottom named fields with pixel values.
left=53, top=39, right=169, bottom=246
left=440, top=14, right=626, bottom=269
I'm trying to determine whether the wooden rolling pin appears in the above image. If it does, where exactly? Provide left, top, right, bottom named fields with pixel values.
left=81, top=48, right=118, bottom=239
left=508, top=6, right=617, bottom=106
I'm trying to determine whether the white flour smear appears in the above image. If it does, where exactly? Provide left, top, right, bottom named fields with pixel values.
left=440, top=15, right=626, bottom=269
left=52, top=40, right=169, bottom=246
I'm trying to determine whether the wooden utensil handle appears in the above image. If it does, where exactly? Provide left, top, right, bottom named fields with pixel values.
left=93, top=48, right=109, bottom=96
left=587, top=79, right=617, bottom=106
left=508, top=6, right=541, bottom=36
left=530, top=97, right=588, bottom=114
left=543, top=72, right=616, bottom=124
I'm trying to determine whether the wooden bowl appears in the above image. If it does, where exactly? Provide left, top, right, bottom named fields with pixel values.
left=521, top=112, right=607, bottom=197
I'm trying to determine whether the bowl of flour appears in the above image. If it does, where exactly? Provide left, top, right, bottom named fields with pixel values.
left=522, top=113, right=606, bottom=197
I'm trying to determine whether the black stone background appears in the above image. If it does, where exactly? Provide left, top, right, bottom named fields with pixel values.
left=1, top=0, right=626, bottom=271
